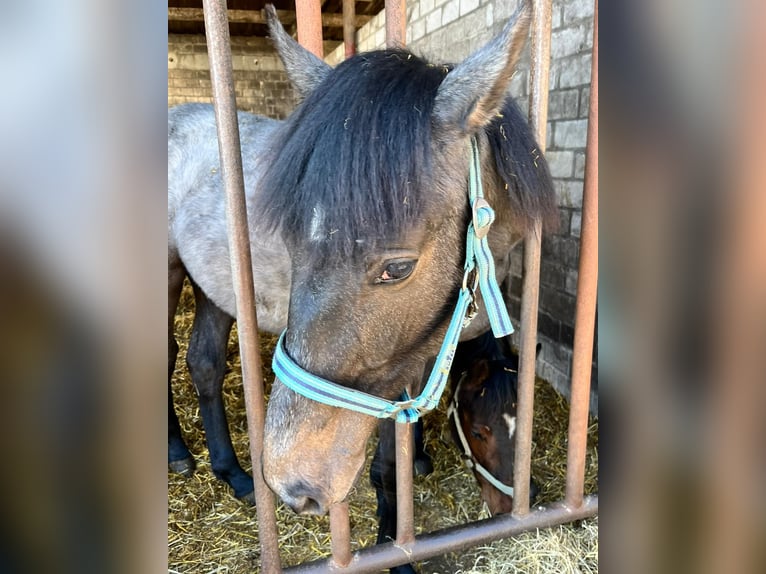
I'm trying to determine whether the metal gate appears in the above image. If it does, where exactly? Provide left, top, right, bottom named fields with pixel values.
left=200, top=0, right=598, bottom=571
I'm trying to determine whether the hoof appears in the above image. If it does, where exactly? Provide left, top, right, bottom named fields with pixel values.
left=238, top=490, right=256, bottom=506
left=413, top=457, right=433, bottom=477
left=169, top=456, right=196, bottom=477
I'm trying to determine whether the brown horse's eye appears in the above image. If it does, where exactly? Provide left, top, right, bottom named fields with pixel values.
left=376, top=259, right=416, bottom=283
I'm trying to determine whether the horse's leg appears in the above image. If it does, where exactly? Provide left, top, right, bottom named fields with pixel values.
left=412, top=419, right=433, bottom=476
left=370, top=420, right=417, bottom=574
left=186, top=283, right=254, bottom=502
left=168, top=260, right=195, bottom=476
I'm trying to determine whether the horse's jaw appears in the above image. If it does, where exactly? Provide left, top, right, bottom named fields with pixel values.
left=262, top=381, right=377, bottom=515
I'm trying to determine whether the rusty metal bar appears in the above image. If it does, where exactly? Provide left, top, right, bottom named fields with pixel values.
left=395, top=421, right=415, bottom=544
left=330, top=503, right=352, bottom=567
left=383, top=0, right=415, bottom=549
left=513, top=0, right=552, bottom=518
left=343, top=0, right=356, bottom=58
left=295, top=0, right=324, bottom=58
left=201, top=1, right=282, bottom=572
left=385, top=0, right=406, bottom=47
left=565, top=0, right=598, bottom=510
left=285, top=496, right=598, bottom=573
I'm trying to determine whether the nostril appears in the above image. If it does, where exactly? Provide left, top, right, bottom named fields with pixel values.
left=289, top=496, right=322, bottom=515
left=283, top=481, right=328, bottom=515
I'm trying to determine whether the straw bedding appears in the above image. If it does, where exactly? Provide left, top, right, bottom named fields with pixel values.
left=169, top=281, right=598, bottom=572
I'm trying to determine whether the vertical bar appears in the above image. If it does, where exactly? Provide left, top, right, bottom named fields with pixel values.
left=513, top=0, right=552, bottom=518
left=565, top=0, right=598, bottom=509
left=201, top=1, right=282, bottom=572
left=385, top=0, right=406, bottom=47
left=329, top=503, right=352, bottom=568
left=395, top=421, right=415, bottom=544
left=295, top=0, right=324, bottom=58
left=343, top=0, right=356, bottom=58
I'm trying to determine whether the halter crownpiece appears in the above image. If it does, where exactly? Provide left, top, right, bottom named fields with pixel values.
left=272, top=137, right=514, bottom=423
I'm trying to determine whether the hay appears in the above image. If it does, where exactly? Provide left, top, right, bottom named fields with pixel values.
left=169, top=280, right=598, bottom=572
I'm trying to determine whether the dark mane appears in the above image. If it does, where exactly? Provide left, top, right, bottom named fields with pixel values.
left=258, top=48, right=556, bottom=259
left=474, top=360, right=519, bottom=422
left=258, top=49, right=447, bottom=259
left=487, top=98, right=558, bottom=233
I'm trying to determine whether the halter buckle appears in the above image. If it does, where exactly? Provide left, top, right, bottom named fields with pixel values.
left=472, top=197, right=494, bottom=240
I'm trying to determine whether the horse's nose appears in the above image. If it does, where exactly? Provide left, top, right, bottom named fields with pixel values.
left=282, top=481, right=329, bottom=515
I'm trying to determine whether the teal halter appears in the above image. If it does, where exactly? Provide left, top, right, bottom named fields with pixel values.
left=272, top=138, right=513, bottom=423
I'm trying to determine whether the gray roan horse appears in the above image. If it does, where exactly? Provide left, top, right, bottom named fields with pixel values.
left=168, top=0, right=555, bottom=550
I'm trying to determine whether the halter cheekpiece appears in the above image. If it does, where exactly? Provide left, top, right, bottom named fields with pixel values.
left=272, top=137, right=513, bottom=423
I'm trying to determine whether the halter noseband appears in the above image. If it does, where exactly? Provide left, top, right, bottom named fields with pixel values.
left=272, top=137, right=513, bottom=423
left=447, top=371, right=515, bottom=497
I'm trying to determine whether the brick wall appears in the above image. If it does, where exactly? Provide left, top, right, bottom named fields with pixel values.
left=327, top=0, right=597, bottom=411
left=168, top=34, right=297, bottom=119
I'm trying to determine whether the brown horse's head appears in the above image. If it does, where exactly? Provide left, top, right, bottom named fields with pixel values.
left=450, top=356, right=539, bottom=515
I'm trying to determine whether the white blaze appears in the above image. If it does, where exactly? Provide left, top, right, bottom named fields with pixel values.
left=502, top=413, right=516, bottom=440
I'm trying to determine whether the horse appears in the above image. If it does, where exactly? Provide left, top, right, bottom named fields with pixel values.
left=448, top=331, right=542, bottom=515
left=370, top=331, right=541, bottom=573
left=168, top=0, right=555, bottom=560
left=259, top=0, right=555, bottom=515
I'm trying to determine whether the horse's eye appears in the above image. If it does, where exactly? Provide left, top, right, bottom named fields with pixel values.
left=376, top=259, right=416, bottom=283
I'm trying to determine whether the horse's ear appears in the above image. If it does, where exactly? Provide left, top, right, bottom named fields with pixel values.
left=265, top=4, right=331, bottom=99
left=463, top=359, right=491, bottom=391
left=433, top=1, right=530, bottom=134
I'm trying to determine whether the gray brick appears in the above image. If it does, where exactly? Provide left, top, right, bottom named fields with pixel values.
left=580, top=87, right=591, bottom=117
left=552, top=6, right=563, bottom=29
left=553, top=119, right=588, bottom=149
left=551, top=23, right=588, bottom=59
left=574, top=152, right=586, bottom=179
left=548, top=64, right=559, bottom=91
left=565, top=268, right=579, bottom=295
left=556, top=179, right=584, bottom=208
left=426, top=8, right=443, bottom=34
left=443, top=0, right=460, bottom=25
left=546, top=122, right=554, bottom=150
left=420, top=0, right=435, bottom=14
left=544, top=150, right=574, bottom=178
left=541, top=288, right=577, bottom=326
left=558, top=208, right=571, bottom=236
left=559, top=54, right=592, bottom=88
left=563, top=0, right=595, bottom=22
left=460, top=0, right=480, bottom=16
left=571, top=211, right=582, bottom=237
left=410, top=18, right=426, bottom=42
left=548, top=89, right=579, bottom=119
left=494, top=0, right=521, bottom=21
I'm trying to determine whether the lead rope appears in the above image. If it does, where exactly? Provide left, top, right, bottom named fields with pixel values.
left=272, top=137, right=514, bottom=423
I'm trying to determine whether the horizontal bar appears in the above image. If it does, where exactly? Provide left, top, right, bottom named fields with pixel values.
left=284, top=496, right=598, bottom=573
left=169, top=7, right=373, bottom=29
